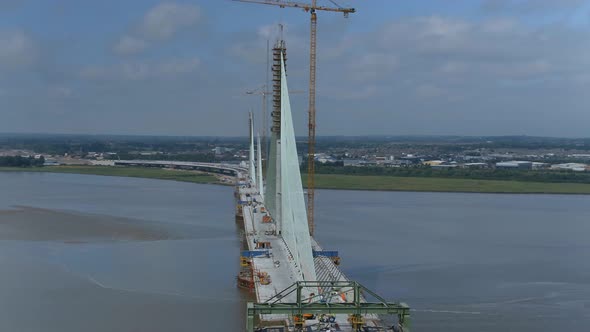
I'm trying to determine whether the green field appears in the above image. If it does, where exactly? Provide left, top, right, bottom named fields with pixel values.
left=0, top=166, right=220, bottom=185
left=304, top=174, right=590, bottom=194
left=2, top=166, right=590, bottom=194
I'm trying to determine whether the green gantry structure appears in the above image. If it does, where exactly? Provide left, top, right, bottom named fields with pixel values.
left=246, top=281, right=410, bottom=331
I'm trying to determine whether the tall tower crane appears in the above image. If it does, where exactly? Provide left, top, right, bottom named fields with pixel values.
left=233, top=0, right=355, bottom=236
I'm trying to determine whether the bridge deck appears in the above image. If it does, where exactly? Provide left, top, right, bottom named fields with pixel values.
left=114, top=160, right=245, bottom=175
left=237, top=172, right=382, bottom=331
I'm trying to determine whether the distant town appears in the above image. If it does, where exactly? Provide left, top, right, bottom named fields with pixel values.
left=1, top=135, right=589, bottom=173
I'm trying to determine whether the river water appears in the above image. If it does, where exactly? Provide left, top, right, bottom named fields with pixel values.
left=0, top=172, right=588, bottom=331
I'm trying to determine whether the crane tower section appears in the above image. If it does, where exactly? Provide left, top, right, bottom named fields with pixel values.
left=265, top=39, right=287, bottom=228
left=271, top=40, right=286, bottom=135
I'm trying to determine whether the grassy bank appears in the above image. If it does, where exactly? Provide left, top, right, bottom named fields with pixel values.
left=0, top=166, right=220, bottom=185
left=2, top=166, right=590, bottom=194
left=304, top=174, right=590, bottom=194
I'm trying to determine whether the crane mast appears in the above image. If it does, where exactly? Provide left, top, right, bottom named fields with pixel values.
left=307, top=8, right=317, bottom=235
left=234, top=0, right=355, bottom=236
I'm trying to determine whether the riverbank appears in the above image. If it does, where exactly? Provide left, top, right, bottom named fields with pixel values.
left=2, top=166, right=590, bottom=194
left=0, top=166, right=221, bottom=185
left=304, top=174, right=590, bottom=194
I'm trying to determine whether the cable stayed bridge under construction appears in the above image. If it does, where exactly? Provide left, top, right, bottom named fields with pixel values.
left=235, top=48, right=410, bottom=332
left=114, top=36, right=410, bottom=332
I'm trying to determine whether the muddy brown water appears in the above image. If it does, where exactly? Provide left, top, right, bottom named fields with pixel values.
left=0, top=172, right=588, bottom=331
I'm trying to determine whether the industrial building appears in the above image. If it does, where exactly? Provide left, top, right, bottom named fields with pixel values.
left=551, top=163, right=588, bottom=172
left=495, top=161, right=533, bottom=170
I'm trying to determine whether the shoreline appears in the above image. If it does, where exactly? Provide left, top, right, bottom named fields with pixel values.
left=310, top=186, right=590, bottom=195
left=2, top=166, right=590, bottom=195
left=0, top=165, right=224, bottom=185
left=303, top=173, right=590, bottom=195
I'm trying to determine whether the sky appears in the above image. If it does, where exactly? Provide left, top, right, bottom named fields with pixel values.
left=1, top=0, right=590, bottom=137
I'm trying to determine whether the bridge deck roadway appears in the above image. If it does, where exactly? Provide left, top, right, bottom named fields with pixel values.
left=114, top=160, right=245, bottom=175
left=236, top=172, right=381, bottom=331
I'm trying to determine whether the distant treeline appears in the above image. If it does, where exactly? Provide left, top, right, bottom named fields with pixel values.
left=3, top=134, right=590, bottom=157
left=0, top=136, right=244, bottom=156
left=0, top=156, right=44, bottom=167
left=303, top=162, right=590, bottom=184
left=117, top=153, right=218, bottom=163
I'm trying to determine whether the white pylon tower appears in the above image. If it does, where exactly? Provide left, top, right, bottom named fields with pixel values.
left=249, top=111, right=256, bottom=185
left=257, top=133, right=264, bottom=201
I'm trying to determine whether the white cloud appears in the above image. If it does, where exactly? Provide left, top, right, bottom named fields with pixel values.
left=112, top=2, right=201, bottom=56
left=0, top=30, right=36, bottom=69
left=157, top=57, right=200, bottom=75
left=289, top=13, right=590, bottom=106
left=113, top=35, right=147, bottom=55
left=481, top=18, right=517, bottom=34
left=257, top=24, right=275, bottom=39
left=80, top=57, right=200, bottom=80
left=229, top=23, right=308, bottom=63
left=482, top=0, right=586, bottom=14
left=372, top=15, right=590, bottom=81
left=139, top=2, right=201, bottom=40
left=348, top=53, right=399, bottom=82
left=439, top=61, right=469, bottom=74
left=419, top=16, right=471, bottom=39
left=8, top=6, right=590, bottom=136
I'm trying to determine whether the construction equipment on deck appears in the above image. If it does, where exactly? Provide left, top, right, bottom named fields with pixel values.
left=313, top=249, right=341, bottom=265
left=233, top=0, right=356, bottom=236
